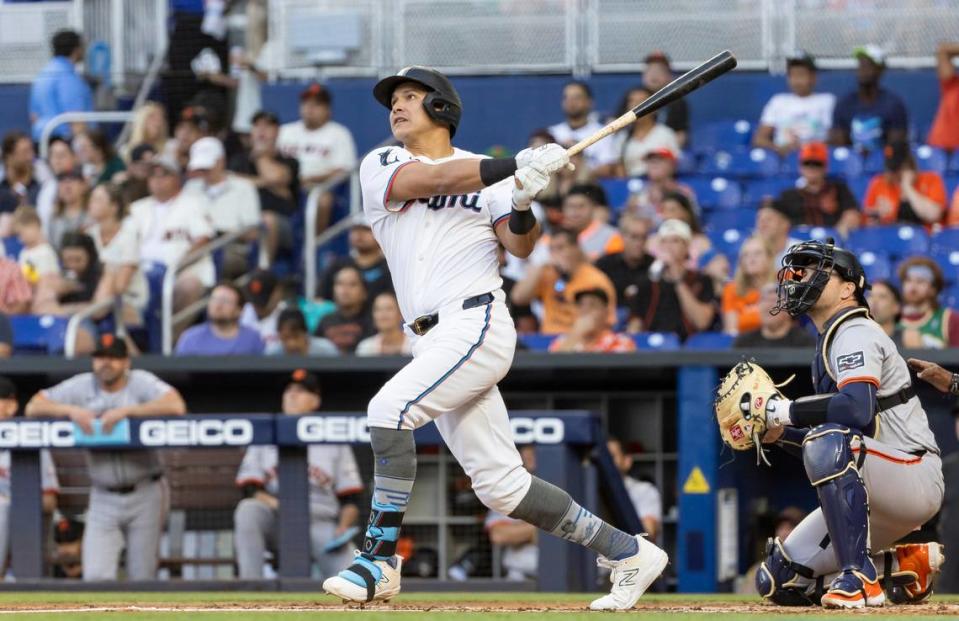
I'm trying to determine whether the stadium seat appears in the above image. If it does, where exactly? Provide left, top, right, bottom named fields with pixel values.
left=949, top=151, right=959, bottom=174
left=682, top=176, right=742, bottom=211
left=518, top=334, right=556, bottom=352
left=847, top=225, right=929, bottom=260
left=676, top=150, right=699, bottom=176
left=931, top=246, right=959, bottom=284
left=684, top=332, right=734, bottom=350
left=632, top=332, right=680, bottom=350
left=2, top=236, right=22, bottom=258
left=599, top=178, right=630, bottom=211
left=703, top=208, right=755, bottom=233
left=828, top=146, right=864, bottom=178
left=945, top=175, right=959, bottom=200
left=931, top=228, right=959, bottom=255
left=696, top=119, right=752, bottom=152
left=913, top=145, right=949, bottom=174
left=10, top=315, right=69, bottom=354
left=943, top=284, right=959, bottom=308
left=792, top=225, right=841, bottom=243
left=702, top=148, right=781, bottom=178
left=847, top=176, right=871, bottom=204
left=708, top=227, right=748, bottom=260
left=741, top=177, right=796, bottom=207
left=862, top=149, right=885, bottom=174
left=857, top=250, right=892, bottom=283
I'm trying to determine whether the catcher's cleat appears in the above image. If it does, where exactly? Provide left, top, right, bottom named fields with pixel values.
left=589, top=535, right=668, bottom=611
left=821, top=569, right=885, bottom=609
left=888, top=543, right=945, bottom=603
left=323, top=551, right=402, bottom=603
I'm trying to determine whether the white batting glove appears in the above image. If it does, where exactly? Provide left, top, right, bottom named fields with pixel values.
left=512, top=166, right=550, bottom=211
left=515, top=143, right=574, bottom=175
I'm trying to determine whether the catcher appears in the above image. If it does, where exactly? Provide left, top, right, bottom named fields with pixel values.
left=715, top=239, right=945, bottom=608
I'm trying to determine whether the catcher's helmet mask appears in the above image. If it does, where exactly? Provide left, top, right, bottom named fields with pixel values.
left=772, top=238, right=870, bottom=317
left=374, top=66, right=463, bottom=138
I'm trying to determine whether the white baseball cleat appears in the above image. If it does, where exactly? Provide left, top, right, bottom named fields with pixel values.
left=322, top=551, right=403, bottom=604
left=590, top=535, right=669, bottom=611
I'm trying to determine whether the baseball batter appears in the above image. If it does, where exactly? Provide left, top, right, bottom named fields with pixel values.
left=750, top=240, right=944, bottom=608
left=322, top=66, right=667, bottom=610
left=234, top=370, right=363, bottom=579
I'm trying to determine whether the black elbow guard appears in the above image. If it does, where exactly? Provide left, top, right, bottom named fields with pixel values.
left=479, top=158, right=517, bottom=186
left=789, top=394, right=833, bottom=428
left=241, top=484, right=263, bottom=498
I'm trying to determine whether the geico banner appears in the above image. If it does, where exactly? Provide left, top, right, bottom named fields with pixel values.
left=139, top=418, right=255, bottom=447
left=0, top=421, right=75, bottom=448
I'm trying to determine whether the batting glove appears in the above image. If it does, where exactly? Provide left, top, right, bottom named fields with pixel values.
left=515, top=143, right=574, bottom=175
left=512, top=166, right=550, bottom=210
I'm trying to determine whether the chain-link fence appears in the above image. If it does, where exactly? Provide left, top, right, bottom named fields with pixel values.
left=0, top=1, right=80, bottom=83
left=82, top=0, right=167, bottom=92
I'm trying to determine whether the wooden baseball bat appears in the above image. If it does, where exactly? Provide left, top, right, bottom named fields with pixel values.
left=566, top=50, right=738, bottom=157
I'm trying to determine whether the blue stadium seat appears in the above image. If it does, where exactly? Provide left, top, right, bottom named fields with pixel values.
left=793, top=225, right=841, bottom=243
left=2, top=236, right=22, bottom=258
left=518, top=334, right=556, bottom=352
left=931, top=245, right=959, bottom=284
left=682, top=176, right=742, bottom=211
left=704, top=208, right=755, bottom=233
left=857, top=250, right=892, bottom=283
left=708, top=227, right=748, bottom=260
left=632, top=332, right=680, bottom=350
left=742, top=177, right=796, bottom=207
left=10, top=315, right=69, bottom=354
left=696, top=119, right=752, bottom=152
left=945, top=175, right=959, bottom=200
left=931, top=227, right=959, bottom=255
left=862, top=149, right=885, bottom=174
left=828, top=146, right=864, bottom=178
left=684, top=332, right=734, bottom=350
left=943, top=284, right=959, bottom=308
left=676, top=150, right=699, bottom=176
left=848, top=176, right=872, bottom=204
left=702, top=148, right=781, bottom=178
left=913, top=145, right=949, bottom=174
left=847, top=225, right=929, bottom=260
left=949, top=151, right=959, bottom=174
left=599, top=178, right=630, bottom=211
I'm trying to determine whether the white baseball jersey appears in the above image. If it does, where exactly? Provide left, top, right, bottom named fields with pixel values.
left=129, top=191, right=216, bottom=287
left=359, top=146, right=512, bottom=322
left=0, top=449, right=59, bottom=497
left=236, top=443, right=363, bottom=520
left=277, top=120, right=356, bottom=180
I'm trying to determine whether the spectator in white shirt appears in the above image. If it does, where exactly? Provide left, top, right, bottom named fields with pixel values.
left=129, top=155, right=214, bottom=315
left=185, top=137, right=261, bottom=278
left=13, top=205, right=60, bottom=290
left=611, top=87, right=681, bottom=177
left=277, top=83, right=356, bottom=232
left=355, top=291, right=411, bottom=356
left=548, top=81, right=618, bottom=176
left=753, top=53, right=835, bottom=155
left=607, top=438, right=663, bottom=540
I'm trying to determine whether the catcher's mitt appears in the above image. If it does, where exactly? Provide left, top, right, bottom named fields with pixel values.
left=714, top=359, right=793, bottom=465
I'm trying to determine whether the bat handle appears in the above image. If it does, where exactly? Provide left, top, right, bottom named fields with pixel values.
left=565, top=111, right=637, bottom=157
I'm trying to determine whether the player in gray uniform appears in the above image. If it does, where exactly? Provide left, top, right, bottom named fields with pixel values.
left=753, top=240, right=944, bottom=608
left=25, top=334, right=186, bottom=580
left=233, top=370, right=363, bottom=579
left=0, top=376, right=59, bottom=576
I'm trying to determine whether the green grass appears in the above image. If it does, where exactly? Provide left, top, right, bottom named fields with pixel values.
left=0, top=592, right=954, bottom=620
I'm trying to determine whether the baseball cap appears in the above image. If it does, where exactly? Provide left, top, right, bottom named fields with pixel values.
left=53, top=516, right=85, bottom=544
left=149, top=154, right=181, bottom=175
left=854, top=44, right=886, bottom=67
left=884, top=141, right=910, bottom=171
left=644, top=50, right=672, bottom=68
left=786, top=51, right=817, bottom=71
left=288, top=369, right=321, bottom=396
left=643, top=147, right=677, bottom=162
left=799, top=142, right=828, bottom=165
left=300, top=83, right=331, bottom=105
left=658, top=218, right=692, bottom=242
left=188, top=137, right=225, bottom=171
left=92, top=332, right=129, bottom=358
left=251, top=110, right=280, bottom=126
left=0, top=376, right=16, bottom=400
left=245, top=269, right=278, bottom=308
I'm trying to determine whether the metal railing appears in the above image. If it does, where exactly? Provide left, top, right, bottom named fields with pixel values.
left=64, top=295, right=125, bottom=359
left=38, top=111, right=136, bottom=159
left=161, top=227, right=270, bottom=355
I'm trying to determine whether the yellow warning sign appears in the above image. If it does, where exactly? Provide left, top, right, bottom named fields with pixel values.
left=683, top=467, right=710, bottom=494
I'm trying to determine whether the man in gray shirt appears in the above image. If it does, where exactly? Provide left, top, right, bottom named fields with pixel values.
left=26, top=333, right=186, bottom=581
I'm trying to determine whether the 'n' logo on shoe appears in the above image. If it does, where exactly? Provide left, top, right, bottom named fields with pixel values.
left=618, top=568, right=640, bottom=587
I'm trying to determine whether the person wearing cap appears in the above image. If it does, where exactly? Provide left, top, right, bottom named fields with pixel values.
left=239, top=269, right=288, bottom=348
left=753, top=53, right=835, bottom=155
left=610, top=86, right=680, bottom=177
left=318, top=214, right=392, bottom=302
left=29, top=29, right=92, bottom=142
left=0, top=376, right=61, bottom=578
left=929, top=42, right=959, bottom=151
left=549, top=287, right=635, bottom=353
left=265, top=307, right=338, bottom=357
left=830, top=45, right=907, bottom=152
left=175, top=281, right=264, bottom=356
left=896, top=257, right=959, bottom=349
left=560, top=184, right=623, bottom=262
left=755, top=198, right=804, bottom=268
left=233, top=370, right=362, bottom=579
left=512, top=228, right=618, bottom=335
left=229, top=110, right=301, bottom=262
left=868, top=279, right=904, bottom=349
left=25, top=333, right=186, bottom=580
left=278, top=83, right=356, bottom=190
left=0, top=132, right=42, bottom=228
left=642, top=52, right=689, bottom=147
left=627, top=219, right=715, bottom=340
left=625, top=147, right=698, bottom=223
left=732, top=282, right=815, bottom=349
left=862, top=141, right=946, bottom=227
left=549, top=81, right=619, bottom=175
left=184, top=136, right=261, bottom=278
left=129, top=152, right=215, bottom=315
left=776, top=142, right=860, bottom=235
left=52, top=516, right=85, bottom=579
left=595, top=213, right=655, bottom=307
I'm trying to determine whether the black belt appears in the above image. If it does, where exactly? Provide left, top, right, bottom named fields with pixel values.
left=876, top=384, right=915, bottom=412
left=104, top=473, right=162, bottom=495
left=408, top=292, right=494, bottom=336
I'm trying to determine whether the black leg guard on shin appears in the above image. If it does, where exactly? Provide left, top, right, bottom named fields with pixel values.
left=755, top=537, right=824, bottom=606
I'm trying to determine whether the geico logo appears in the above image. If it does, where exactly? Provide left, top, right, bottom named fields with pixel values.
left=139, top=419, right=254, bottom=446
left=510, top=417, right=565, bottom=444
left=297, top=416, right=370, bottom=443
left=0, top=421, right=75, bottom=448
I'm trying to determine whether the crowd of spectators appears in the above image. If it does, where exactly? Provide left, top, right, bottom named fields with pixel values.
left=2, top=30, right=959, bottom=359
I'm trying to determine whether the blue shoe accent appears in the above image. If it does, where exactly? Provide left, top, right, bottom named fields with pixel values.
left=339, top=554, right=384, bottom=589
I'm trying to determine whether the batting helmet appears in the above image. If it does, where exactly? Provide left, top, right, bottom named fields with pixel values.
left=773, top=238, right=870, bottom=317
left=373, top=66, right=463, bottom=137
